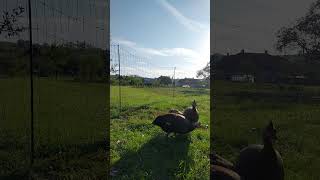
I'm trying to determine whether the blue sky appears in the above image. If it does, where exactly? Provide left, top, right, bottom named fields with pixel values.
left=110, top=0, right=210, bottom=79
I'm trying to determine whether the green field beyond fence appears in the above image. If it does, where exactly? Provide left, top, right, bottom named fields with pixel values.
left=0, top=78, right=108, bottom=179
left=110, top=85, right=210, bottom=179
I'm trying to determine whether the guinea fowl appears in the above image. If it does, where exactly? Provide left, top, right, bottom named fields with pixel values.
left=211, top=165, right=241, bottom=180
left=152, top=113, right=200, bottom=136
left=211, top=153, right=236, bottom=170
left=183, top=100, right=199, bottom=123
left=211, top=153, right=241, bottom=180
left=168, top=109, right=183, bottom=115
left=235, top=121, right=284, bottom=180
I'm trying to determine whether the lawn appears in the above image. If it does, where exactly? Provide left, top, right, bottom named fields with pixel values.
left=0, top=77, right=108, bottom=179
left=110, top=86, right=210, bottom=179
left=212, top=80, right=320, bottom=180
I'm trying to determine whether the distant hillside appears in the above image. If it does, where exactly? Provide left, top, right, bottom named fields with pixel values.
left=0, top=40, right=107, bottom=81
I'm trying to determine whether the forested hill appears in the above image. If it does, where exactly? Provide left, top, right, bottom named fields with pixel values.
left=0, top=40, right=107, bottom=81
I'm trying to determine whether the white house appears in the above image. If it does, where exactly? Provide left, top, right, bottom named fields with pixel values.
left=231, top=74, right=255, bottom=83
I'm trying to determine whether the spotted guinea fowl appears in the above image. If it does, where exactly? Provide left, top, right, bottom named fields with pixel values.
left=168, top=109, right=183, bottom=115
left=152, top=113, right=200, bottom=136
left=211, top=153, right=241, bottom=180
left=235, top=121, right=284, bottom=180
left=211, top=165, right=241, bottom=180
left=211, top=153, right=236, bottom=170
left=183, top=100, right=199, bottom=123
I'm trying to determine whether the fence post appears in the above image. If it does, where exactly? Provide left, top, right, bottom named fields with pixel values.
left=28, top=0, right=35, bottom=166
left=173, top=67, right=176, bottom=98
left=117, top=45, right=121, bottom=117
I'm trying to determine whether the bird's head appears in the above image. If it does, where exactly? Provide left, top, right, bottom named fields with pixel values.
left=263, top=120, right=277, bottom=143
left=192, top=100, right=197, bottom=109
left=194, top=121, right=201, bottom=128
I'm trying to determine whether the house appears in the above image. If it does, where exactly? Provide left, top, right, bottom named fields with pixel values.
left=231, top=74, right=255, bottom=83
left=143, top=78, right=155, bottom=85
left=215, top=50, right=296, bottom=83
left=176, top=78, right=208, bottom=88
left=286, top=75, right=307, bottom=84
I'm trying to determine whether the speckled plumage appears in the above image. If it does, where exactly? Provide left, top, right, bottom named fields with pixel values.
left=152, top=113, right=200, bottom=135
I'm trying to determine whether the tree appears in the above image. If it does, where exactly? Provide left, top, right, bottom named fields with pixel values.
left=0, top=6, right=25, bottom=37
left=197, top=62, right=210, bottom=80
left=157, top=75, right=172, bottom=85
left=275, top=0, right=320, bottom=60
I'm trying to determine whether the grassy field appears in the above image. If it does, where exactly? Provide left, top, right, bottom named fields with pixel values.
left=0, top=78, right=108, bottom=179
left=212, top=80, right=320, bottom=180
left=5, top=78, right=318, bottom=179
left=110, top=86, right=210, bottom=179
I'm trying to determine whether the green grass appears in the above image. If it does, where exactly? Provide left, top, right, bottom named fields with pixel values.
left=0, top=77, right=108, bottom=179
left=212, top=80, right=320, bottom=180
left=110, top=86, right=210, bottom=179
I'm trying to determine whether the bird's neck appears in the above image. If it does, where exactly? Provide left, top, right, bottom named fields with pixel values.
left=263, top=138, right=275, bottom=152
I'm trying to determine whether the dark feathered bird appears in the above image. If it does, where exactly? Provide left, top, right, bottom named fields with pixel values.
left=152, top=113, right=200, bottom=136
left=211, top=153, right=235, bottom=171
left=168, top=109, right=183, bottom=115
left=183, top=100, right=199, bottom=123
left=168, top=100, right=199, bottom=123
left=235, top=121, right=284, bottom=180
left=210, top=153, right=241, bottom=180
left=211, top=165, right=241, bottom=180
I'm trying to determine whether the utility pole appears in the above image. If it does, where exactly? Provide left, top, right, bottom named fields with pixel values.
left=172, top=67, right=176, bottom=98
left=28, top=0, right=34, bottom=166
left=117, top=45, right=121, bottom=117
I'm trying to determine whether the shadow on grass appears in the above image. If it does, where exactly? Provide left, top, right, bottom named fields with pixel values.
left=111, top=134, right=193, bottom=179
left=1, top=139, right=106, bottom=179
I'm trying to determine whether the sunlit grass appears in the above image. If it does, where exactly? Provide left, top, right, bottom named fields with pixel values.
left=110, top=86, right=210, bottom=179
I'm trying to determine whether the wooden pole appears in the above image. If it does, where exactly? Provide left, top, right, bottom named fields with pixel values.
left=117, top=45, right=121, bottom=117
left=28, top=0, right=34, bottom=166
left=173, top=67, right=176, bottom=98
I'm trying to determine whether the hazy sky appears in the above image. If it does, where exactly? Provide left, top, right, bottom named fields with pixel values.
left=211, top=0, right=315, bottom=55
left=111, top=0, right=210, bottom=79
